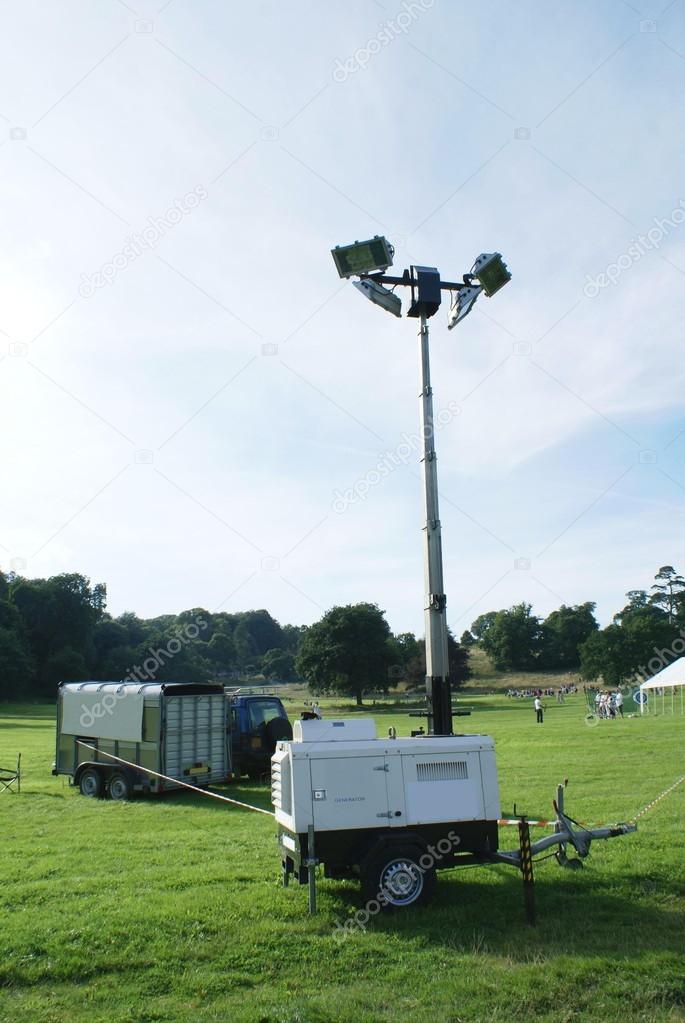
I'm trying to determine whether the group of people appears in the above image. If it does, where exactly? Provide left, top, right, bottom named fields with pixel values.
left=507, top=684, right=578, bottom=701
left=593, top=690, right=624, bottom=719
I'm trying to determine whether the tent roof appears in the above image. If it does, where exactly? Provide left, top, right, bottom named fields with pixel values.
left=639, top=656, right=685, bottom=690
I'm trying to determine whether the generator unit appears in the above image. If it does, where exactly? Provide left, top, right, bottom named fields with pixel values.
left=272, top=718, right=637, bottom=911
left=273, top=718, right=501, bottom=906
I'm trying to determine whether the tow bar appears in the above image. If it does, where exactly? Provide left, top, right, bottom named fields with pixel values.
left=492, top=782, right=637, bottom=924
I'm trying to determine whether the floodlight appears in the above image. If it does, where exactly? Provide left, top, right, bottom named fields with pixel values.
left=332, top=236, right=394, bottom=279
left=447, top=285, right=483, bottom=329
left=472, top=252, right=511, bottom=297
left=353, top=278, right=402, bottom=317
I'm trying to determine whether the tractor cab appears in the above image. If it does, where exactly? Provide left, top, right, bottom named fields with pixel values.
left=226, top=688, right=292, bottom=780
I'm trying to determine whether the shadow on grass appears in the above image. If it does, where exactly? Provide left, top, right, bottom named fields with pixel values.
left=325, top=866, right=685, bottom=960
left=140, top=781, right=275, bottom=814
left=5, top=790, right=71, bottom=800
left=0, top=721, right=55, bottom=732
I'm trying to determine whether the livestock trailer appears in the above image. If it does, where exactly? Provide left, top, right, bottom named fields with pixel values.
left=54, top=681, right=230, bottom=799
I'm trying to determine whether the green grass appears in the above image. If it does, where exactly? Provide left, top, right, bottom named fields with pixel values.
left=1, top=694, right=684, bottom=1023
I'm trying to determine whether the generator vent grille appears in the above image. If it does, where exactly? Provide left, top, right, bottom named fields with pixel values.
left=417, top=760, right=468, bottom=782
left=272, top=756, right=292, bottom=814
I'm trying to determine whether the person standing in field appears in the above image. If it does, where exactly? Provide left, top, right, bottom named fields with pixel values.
left=614, top=690, right=623, bottom=718
left=534, top=696, right=544, bottom=724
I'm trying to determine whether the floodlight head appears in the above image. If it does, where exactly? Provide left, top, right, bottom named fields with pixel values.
left=331, top=236, right=394, bottom=279
left=353, top=278, right=402, bottom=317
left=472, top=252, right=511, bottom=297
left=447, top=285, right=483, bottom=330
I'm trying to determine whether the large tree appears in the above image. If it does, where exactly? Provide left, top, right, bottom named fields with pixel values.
left=296, top=603, right=394, bottom=706
left=650, top=566, right=685, bottom=624
left=539, top=602, right=598, bottom=670
left=479, top=603, right=541, bottom=671
left=392, top=632, right=422, bottom=678
left=261, top=648, right=296, bottom=682
left=206, top=630, right=237, bottom=672
left=281, top=623, right=308, bottom=655
left=0, top=626, right=35, bottom=700
left=580, top=604, right=676, bottom=685
left=470, top=611, right=499, bottom=644
left=10, top=573, right=105, bottom=693
left=404, top=630, right=471, bottom=690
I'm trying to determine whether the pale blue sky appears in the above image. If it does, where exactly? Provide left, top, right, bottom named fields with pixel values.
left=1, top=0, right=684, bottom=634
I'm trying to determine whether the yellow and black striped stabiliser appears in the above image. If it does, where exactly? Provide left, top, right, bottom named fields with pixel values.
left=518, top=819, right=536, bottom=926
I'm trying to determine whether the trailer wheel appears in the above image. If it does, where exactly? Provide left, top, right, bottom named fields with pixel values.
left=108, top=771, right=133, bottom=801
left=78, top=767, right=103, bottom=798
left=362, top=844, right=436, bottom=909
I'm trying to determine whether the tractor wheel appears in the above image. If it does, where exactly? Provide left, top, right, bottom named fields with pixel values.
left=361, top=844, right=436, bottom=909
left=78, top=767, right=103, bottom=798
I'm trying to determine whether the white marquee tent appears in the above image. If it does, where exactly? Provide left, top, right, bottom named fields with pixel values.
left=639, top=656, right=685, bottom=715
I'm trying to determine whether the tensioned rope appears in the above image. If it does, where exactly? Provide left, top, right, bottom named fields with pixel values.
left=76, top=742, right=684, bottom=829
left=629, top=773, right=685, bottom=824
left=76, top=741, right=275, bottom=817
left=498, top=773, right=685, bottom=829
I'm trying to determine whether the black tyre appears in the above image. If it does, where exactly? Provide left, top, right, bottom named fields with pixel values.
left=108, top=771, right=133, bottom=801
left=78, top=767, right=103, bottom=798
left=362, top=844, right=436, bottom=909
left=265, top=717, right=293, bottom=747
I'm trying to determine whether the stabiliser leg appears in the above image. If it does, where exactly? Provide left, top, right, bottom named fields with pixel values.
left=307, top=825, right=317, bottom=916
left=518, top=818, right=536, bottom=926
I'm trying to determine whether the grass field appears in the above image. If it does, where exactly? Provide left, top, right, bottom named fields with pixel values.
left=1, top=691, right=684, bottom=1023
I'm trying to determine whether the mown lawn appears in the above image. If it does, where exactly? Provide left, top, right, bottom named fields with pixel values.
left=1, top=693, right=684, bottom=1023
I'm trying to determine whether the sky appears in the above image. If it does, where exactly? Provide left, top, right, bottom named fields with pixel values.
left=1, top=0, right=684, bottom=636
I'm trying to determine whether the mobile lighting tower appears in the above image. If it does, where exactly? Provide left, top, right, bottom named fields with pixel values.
left=331, top=238, right=511, bottom=735
left=271, top=242, right=636, bottom=916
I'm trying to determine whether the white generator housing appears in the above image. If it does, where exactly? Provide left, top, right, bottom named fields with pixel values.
left=272, top=718, right=501, bottom=833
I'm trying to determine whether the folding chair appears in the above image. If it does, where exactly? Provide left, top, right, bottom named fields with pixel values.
left=0, top=754, right=21, bottom=793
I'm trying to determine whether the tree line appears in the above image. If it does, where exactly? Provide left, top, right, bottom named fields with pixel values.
left=1, top=564, right=682, bottom=704
left=0, top=569, right=304, bottom=701
left=463, top=566, right=685, bottom=686
left=0, top=571, right=467, bottom=705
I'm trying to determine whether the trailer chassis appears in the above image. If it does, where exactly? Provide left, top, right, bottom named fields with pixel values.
left=282, top=781, right=637, bottom=924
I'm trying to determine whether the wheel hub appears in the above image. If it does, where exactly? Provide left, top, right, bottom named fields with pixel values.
left=381, top=859, right=423, bottom=905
